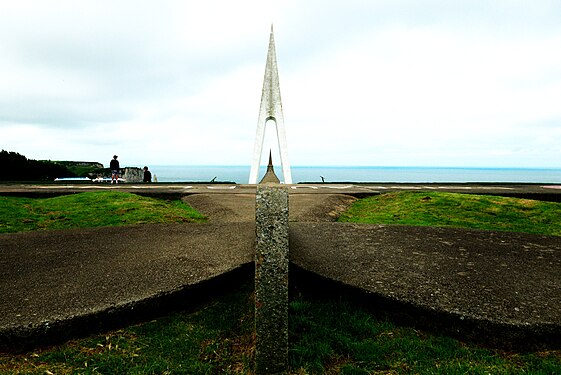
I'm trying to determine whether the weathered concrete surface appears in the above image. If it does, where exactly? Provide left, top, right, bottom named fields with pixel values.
left=288, top=194, right=356, bottom=222
left=182, top=194, right=256, bottom=223
left=0, top=223, right=254, bottom=351
left=183, top=193, right=356, bottom=223
left=255, top=187, right=289, bottom=374
left=290, top=223, right=561, bottom=347
left=1, top=186, right=561, bottom=352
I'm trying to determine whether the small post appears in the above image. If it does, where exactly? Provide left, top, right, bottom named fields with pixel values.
left=255, top=186, right=289, bottom=374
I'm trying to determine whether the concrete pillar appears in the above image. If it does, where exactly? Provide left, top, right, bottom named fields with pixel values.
left=254, top=186, right=289, bottom=374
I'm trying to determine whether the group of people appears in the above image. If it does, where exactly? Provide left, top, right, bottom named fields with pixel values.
left=109, top=155, right=152, bottom=184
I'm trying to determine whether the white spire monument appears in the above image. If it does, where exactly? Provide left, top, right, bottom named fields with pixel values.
left=249, top=25, right=292, bottom=184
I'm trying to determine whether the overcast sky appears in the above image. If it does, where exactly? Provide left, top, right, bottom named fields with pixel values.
left=1, top=1, right=561, bottom=168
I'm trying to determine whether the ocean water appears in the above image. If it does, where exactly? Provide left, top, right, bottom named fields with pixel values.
left=146, top=165, right=561, bottom=184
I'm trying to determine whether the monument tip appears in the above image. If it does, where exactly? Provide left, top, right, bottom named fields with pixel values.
left=259, top=149, right=280, bottom=184
left=249, top=25, right=293, bottom=184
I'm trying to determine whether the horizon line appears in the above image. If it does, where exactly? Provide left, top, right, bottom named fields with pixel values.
left=137, top=164, right=561, bottom=170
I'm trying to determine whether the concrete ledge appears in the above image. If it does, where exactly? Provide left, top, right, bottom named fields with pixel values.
left=1, top=264, right=253, bottom=353
left=0, top=223, right=255, bottom=352
left=290, top=223, right=561, bottom=349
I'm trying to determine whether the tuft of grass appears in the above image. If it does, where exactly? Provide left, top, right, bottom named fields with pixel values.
left=338, top=191, right=561, bottom=236
left=1, top=287, right=559, bottom=374
left=0, top=191, right=206, bottom=233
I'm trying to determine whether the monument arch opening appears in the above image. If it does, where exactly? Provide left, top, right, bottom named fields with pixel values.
left=249, top=25, right=292, bottom=184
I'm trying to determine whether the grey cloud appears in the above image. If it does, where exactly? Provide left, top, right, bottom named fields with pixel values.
left=0, top=1, right=266, bottom=129
left=0, top=34, right=259, bottom=128
left=0, top=96, right=133, bottom=128
left=279, top=0, right=561, bottom=61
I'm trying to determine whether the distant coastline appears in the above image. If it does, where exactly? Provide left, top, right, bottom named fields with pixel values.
left=143, top=165, right=561, bottom=184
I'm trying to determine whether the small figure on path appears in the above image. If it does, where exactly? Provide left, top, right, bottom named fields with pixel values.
left=110, top=155, right=120, bottom=184
left=143, top=166, right=152, bottom=183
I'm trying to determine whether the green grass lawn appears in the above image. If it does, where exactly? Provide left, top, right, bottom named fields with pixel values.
left=0, top=191, right=206, bottom=233
left=338, top=191, right=561, bottom=236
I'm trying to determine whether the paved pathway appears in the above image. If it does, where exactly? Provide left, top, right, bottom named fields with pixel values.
left=291, top=222, right=561, bottom=347
left=0, top=223, right=254, bottom=351
left=2, top=182, right=561, bottom=199
left=182, top=193, right=357, bottom=222
left=1, top=185, right=560, bottom=351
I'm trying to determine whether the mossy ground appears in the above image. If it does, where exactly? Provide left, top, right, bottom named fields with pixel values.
left=0, top=191, right=206, bottom=233
left=338, top=191, right=561, bottom=236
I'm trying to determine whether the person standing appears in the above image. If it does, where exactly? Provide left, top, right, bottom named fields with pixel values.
left=143, top=166, right=152, bottom=183
left=110, top=155, right=120, bottom=184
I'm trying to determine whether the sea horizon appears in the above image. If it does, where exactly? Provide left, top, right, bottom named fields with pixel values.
left=140, top=165, right=561, bottom=184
